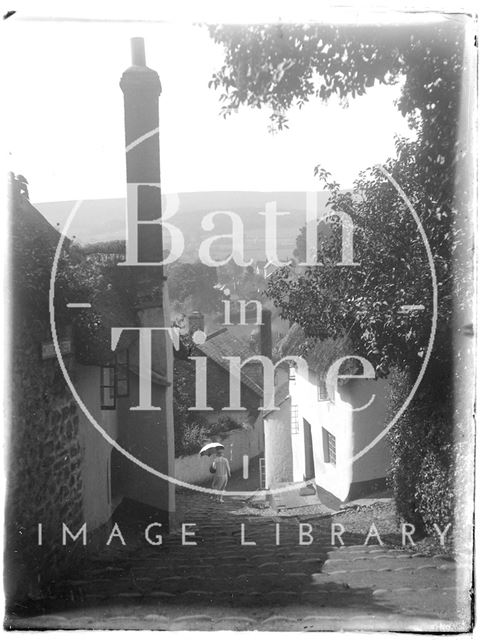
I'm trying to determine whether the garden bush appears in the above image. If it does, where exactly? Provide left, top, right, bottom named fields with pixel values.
left=387, top=367, right=455, bottom=537
left=173, top=410, right=245, bottom=458
left=206, top=416, right=243, bottom=437
left=174, top=417, right=210, bottom=458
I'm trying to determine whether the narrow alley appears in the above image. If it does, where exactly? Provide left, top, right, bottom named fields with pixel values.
left=7, top=472, right=465, bottom=632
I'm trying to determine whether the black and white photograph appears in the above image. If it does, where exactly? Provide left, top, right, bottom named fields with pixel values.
left=1, top=2, right=477, bottom=633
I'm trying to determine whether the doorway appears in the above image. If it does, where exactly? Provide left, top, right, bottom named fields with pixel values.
left=303, top=419, right=315, bottom=480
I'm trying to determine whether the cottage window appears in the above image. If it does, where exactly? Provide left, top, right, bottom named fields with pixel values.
left=100, top=364, right=116, bottom=410
left=115, top=350, right=130, bottom=397
left=291, top=403, right=299, bottom=434
left=318, top=378, right=328, bottom=401
left=100, top=351, right=130, bottom=407
left=322, top=427, right=336, bottom=465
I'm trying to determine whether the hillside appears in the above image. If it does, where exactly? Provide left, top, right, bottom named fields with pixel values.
left=35, top=191, right=330, bottom=262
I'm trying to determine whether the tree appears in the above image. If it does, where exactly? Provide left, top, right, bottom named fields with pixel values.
left=208, top=20, right=466, bottom=197
left=208, top=17, right=470, bottom=387
left=208, top=18, right=474, bottom=535
left=166, top=261, right=222, bottom=313
left=268, top=131, right=462, bottom=381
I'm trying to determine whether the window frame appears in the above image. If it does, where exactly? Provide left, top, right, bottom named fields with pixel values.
left=322, top=426, right=336, bottom=465
left=100, top=364, right=116, bottom=410
left=317, top=378, right=328, bottom=401
left=115, top=350, right=130, bottom=398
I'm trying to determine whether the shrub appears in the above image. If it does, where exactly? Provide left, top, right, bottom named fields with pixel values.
left=173, top=412, right=246, bottom=458
left=206, top=416, right=243, bottom=437
left=175, top=418, right=210, bottom=458
left=415, top=450, right=454, bottom=533
left=387, top=367, right=455, bottom=537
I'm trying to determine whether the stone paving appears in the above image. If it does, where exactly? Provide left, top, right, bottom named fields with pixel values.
left=6, top=489, right=471, bottom=632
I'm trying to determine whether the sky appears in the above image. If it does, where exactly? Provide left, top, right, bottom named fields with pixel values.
left=1, top=14, right=416, bottom=204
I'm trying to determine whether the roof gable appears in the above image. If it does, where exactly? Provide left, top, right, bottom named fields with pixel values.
left=195, top=329, right=264, bottom=397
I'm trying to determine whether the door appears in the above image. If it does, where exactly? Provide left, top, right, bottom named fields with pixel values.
left=303, top=419, right=315, bottom=480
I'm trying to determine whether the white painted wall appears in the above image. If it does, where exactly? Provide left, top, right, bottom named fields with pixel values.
left=264, top=397, right=292, bottom=487
left=75, top=364, right=119, bottom=530
left=291, top=368, right=353, bottom=500
left=340, top=377, right=391, bottom=484
left=174, top=415, right=263, bottom=485
left=290, top=368, right=390, bottom=501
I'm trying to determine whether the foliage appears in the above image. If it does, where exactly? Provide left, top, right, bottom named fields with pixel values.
left=54, top=247, right=138, bottom=363
left=206, top=416, right=244, bottom=436
left=416, top=451, right=454, bottom=535
left=166, top=261, right=222, bottom=313
left=10, top=192, right=138, bottom=365
left=173, top=368, right=245, bottom=458
left=14, top=230, right=139, bottom=364
left=208, top=20, right=466, bottom=198
left=207, top=19, right=473, bottom=532
left=174, top=416, right=210, bottom=458
left=173, top=356, right=248, bottom=457
left=266, top=132, right=463, bottom=383
left=216, top=263, right=267, bottom=300
left=207, top=19, right=469, bottom=379
left=11, top=224, right=59, bottom=320
left=386, top=368, right=454, bottom=537
left=207, top=21, right=470, bottom=354
left=82, top=239, right=126, bottom=256
left=173, top=358, right=207, bottom=457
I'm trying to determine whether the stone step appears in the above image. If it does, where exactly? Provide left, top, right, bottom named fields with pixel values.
left=213, top=617, right=257, bottom=631
left=327, top=549, right=396, bottom=559
left=321, top=556, right=437, bottom=572
left=169, top=615, right=214, bottom=631
left=370, top=586, right=461, bottom=617
left=312, top=566, right=455, bottom=590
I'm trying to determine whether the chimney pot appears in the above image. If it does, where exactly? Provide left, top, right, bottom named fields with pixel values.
left=188, top=311, right=205, bottom=336
left=131, top=37, right=146, bottom=66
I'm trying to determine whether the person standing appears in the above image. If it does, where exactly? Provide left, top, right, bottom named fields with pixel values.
left=211, top=447, right=231, bottom=503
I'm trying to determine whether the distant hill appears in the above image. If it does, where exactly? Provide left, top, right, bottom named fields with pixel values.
left=35, top=191, right=330, bottom=262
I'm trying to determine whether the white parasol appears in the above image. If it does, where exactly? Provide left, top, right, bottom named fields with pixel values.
left=199, top=442, right=225, bottom=456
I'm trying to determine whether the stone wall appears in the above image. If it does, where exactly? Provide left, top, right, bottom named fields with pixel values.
left=174, top=416, right=264, bottom=486
left=5, top=187, right=104, bottom=608
left=6, top=316, right=85, bottom=607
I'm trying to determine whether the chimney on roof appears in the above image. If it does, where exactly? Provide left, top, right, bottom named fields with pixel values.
left=189, top=311, right=205, bottom=336
left=260, top=308, right=272, bottom=359
left=131, top=37, right=146, bottom=66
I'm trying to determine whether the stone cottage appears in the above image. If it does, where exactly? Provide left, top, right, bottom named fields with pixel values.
left=5, top=38, right=175, bottom=608
left=263, top=324, right=391, bottom=503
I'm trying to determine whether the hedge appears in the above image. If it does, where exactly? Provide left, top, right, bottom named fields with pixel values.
left=174, top=414, right=244, bottom=458
left=386, top=367, right=456, bottom=540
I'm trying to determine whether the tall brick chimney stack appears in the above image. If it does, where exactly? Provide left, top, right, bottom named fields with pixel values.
left=118, top=38, right=175, bottom=526
left=120, top=37, right=163, bottom=265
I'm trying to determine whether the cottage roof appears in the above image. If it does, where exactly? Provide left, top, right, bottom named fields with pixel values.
left=278, top=323, right=356, bottom=380
left=196, top=328, right=264, bottom=397
left=262, top=381, right=290, bottom=417
left=11, top=183, right=62, bottom=250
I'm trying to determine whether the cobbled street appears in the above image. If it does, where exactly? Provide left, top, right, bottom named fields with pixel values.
left=7, top=480, right=469, bottom=632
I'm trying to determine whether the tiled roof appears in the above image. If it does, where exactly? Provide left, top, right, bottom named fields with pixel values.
left=196, top=329, right=264, bottom=397
left=277, top=323, right=356, bottom=379
left=262, top=381, right=290, bottom=417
